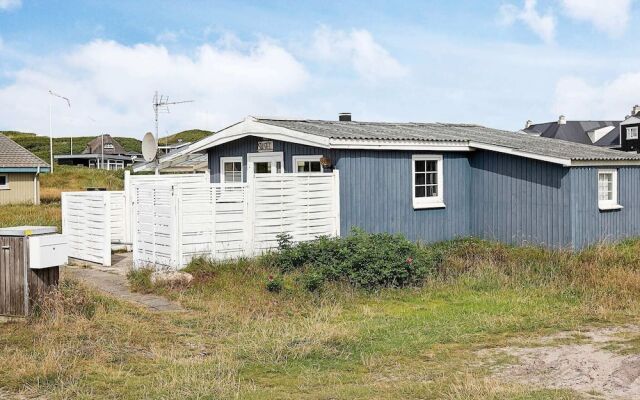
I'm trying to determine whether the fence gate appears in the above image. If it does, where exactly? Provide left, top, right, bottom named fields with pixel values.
left=61, top=191, right=125, bottom=266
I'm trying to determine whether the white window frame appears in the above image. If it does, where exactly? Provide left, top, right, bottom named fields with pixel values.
left=292, top=155, right=324, bottom=173
left=220, top=156, right=244, bottom=183
left=597, top=169, right=622, bottom=211
left=627, top=126, right=638, bottom=140
left=412, top=154, right=445, bottom=209
left=0, top=174, right=8, bottom=190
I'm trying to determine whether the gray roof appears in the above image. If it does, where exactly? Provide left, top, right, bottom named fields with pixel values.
left=522, top=121, right=621, bottom=147
left=257, top=118, right=640, bottom=162
left=0, top=134, right=49, bottom=168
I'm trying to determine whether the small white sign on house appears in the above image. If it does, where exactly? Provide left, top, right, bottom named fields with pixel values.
left=257, top=140, right=273, bottom=152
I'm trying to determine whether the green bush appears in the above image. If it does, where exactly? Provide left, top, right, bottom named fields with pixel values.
left=265, top=274, right=284, bottom=293
left=270, top=229, right=440, bottom=290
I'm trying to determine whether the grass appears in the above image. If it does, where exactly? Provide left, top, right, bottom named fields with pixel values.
left=158, top=129, right=214, bottom=146
left=2, top=239, right=640, bottom=399
left=40, top=165, right=125, bottom=203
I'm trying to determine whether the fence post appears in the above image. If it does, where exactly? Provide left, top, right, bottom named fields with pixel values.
left=124, top=170, right=132, bottom=250
left=103, top=192, right=112, bottom=267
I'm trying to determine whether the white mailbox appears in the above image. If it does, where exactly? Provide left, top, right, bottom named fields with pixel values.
left=29, top=234, right=68, bottom=269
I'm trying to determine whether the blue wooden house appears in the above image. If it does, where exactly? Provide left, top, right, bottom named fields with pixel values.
left=145, top=114, right=640, bottom=249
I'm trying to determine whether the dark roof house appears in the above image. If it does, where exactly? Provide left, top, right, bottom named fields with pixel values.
left=0, top=133, right=49, bottom=204
left=521, top=115, right=622, bottom=148
left=55, top=134, right=138, bottom=170
left=136, top=114, right=640, bottom=250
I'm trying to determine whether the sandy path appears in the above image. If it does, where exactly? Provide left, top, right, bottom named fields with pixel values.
left=482, top=326, right=640, bottom=399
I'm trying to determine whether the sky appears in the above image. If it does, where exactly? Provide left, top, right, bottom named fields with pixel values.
left=0, top=0, right=639, bottom=138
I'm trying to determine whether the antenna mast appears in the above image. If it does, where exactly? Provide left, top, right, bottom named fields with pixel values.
left=152, top=91, right=194, bottom=143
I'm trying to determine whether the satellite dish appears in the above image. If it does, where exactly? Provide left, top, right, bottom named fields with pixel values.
left=142, top=132, right=158, bottom=162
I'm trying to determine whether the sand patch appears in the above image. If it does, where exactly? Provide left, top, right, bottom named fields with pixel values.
left=482, top=326, right=640, bottom=399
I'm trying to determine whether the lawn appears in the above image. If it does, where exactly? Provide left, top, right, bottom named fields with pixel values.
left=2, top=239, right=640, bottom=399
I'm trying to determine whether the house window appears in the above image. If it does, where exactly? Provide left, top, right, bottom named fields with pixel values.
left=292, top=155, right=323, bottom=172
left=598, top=169, right=621, bottom=210
left=0, top=174, right=8, bottom=189
left=220, top=157, right=243, bottom=183
left=104, top=143, right=115, bottom=150
left=412, top=154, right=444, bottom=209
left=627, top=127, right=638, bottom=140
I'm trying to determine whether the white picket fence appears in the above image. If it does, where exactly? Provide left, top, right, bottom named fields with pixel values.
left=132, top=171, right=340, bottom=270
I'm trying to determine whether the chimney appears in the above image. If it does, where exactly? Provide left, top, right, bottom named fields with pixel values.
left=632, top=105, right=640, bottom=116
left=338, top=112, right=352, bottom=122
left=558, top=115, right=567, bottom=125
left=525, top=120, right=533, bottom=129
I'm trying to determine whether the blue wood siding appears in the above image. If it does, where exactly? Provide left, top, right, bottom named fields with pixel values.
left=469, top=150, right=572, bottom=248
left=208, top=136, right=640, bottom=249
left=209, top=136, right=471, bottom=242
left=570, top=167, right=640, bottom=249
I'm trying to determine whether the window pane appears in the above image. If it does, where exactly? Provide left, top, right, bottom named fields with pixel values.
left=426, top=160, right=437, bottom=171
left=233, top=162, right=241, bottom=171
left=224, top=162, right=233, bottom=172
left=255, top=162, right=271, bottom=173
left=426, top=172, right=436, bottom=184
left=309, top=161, right=321, bottom=172
left=415, top=186, right=425, bottom=198
left=415, top=160, right=425, bottom=172
left=297, top=161, right=305, bottom=172
left=0, top=176, right=6, bottom=185
left=415, top=173, right=425, bottom=185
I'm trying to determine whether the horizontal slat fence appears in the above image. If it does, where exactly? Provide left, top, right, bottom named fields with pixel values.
left=132, top=171, right=340, bottom=270
left=61, top=192, right=114, bottom=266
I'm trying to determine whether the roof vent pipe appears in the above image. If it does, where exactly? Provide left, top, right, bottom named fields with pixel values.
left=558, top=115, right=567, bottom=125
left=632, top=105, right=640, bottom=116
left=339, top=112, right=352, bottom=122
left=525, top=120, right=533, bottom=129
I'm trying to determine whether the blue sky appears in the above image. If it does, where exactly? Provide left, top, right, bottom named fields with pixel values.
left=0, top=0, right=638, bottom=137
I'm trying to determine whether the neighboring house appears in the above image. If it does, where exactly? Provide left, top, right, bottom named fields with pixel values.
left=619, top=106, right=640, bottom=152
left=138, top=114, right=640, bottom=250
left=55, top=134, right=139, bottom=170
left=521, top=115, right=622, bottom=149
left=0, top=133, right=50, bottom=205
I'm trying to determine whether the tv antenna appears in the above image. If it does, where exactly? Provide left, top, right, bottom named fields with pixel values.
left=152, top=91, right=193, bottom=143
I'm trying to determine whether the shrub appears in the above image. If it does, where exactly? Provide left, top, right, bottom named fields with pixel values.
left=269, top=229, right=439, bottom=290
left=265, top=274, right=284, bottom=293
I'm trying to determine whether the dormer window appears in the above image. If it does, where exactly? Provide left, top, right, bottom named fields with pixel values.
left=104, top=143, right=115, bottom=150
left=627, top=127, right=638, bottom=140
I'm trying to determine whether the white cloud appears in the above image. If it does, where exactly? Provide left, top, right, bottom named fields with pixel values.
left=0, top=0, right=21, bottom=10
left=553, top=73, right=640, bottom=119
left=0, top=39, right=309, bottom=136
left=499, top=0, right=556, bottom=43
left=560, top=0, right=632, bottom=37
left=310, top=26, right=408, bottom=81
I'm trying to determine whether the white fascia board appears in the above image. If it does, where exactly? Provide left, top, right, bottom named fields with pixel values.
left=569, top=159, right=640, bottom=167
left=469, top=141, right=572, bottom=166
left=329, top=139, right=472, bottom=151
left=133, top=160, right=157, bottom=173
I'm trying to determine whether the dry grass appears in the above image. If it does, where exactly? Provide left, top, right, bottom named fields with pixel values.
left=0, top=203, right=61, bottom=230
left=40, top=165, right=124, bottom=203
left=3, top=239, right=640, bottom=399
